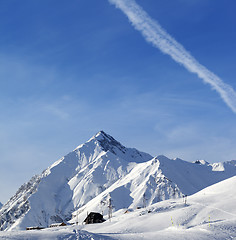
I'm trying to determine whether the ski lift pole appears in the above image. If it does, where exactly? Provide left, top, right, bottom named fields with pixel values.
left=76, top=211, right=78, bottom=225
left=108, top=198, right=113, bottom=221
left=143, top=193, right=147, bottom=209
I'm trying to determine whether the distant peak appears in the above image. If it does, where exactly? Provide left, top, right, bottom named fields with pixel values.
left=156, top=155, right=170, bottom=161
left=194, top=160, right=209, bottom=165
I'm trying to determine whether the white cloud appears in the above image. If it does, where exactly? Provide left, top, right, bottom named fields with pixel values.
left=109, top=0, right=236, bottom=113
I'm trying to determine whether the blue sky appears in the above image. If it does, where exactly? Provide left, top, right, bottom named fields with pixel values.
left=0, top=0, right=236, bottom=203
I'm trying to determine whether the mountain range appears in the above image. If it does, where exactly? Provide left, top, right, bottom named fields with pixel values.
left=0, top=131, right=235, bottom=231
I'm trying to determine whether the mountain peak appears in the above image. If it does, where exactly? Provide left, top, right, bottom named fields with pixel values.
left=94, top=130, right=110, bottom=139
left=92, top=130, right=126, bottom=154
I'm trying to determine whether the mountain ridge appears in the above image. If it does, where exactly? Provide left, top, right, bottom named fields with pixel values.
left=70, top=154, right=236, bottom=223
left=0, top=131, right=235, bottom=231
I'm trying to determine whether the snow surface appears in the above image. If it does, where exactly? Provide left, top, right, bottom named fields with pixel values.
left=0, top=131, right=236, bottom=235
left=0, top=176, right=236, bottom=239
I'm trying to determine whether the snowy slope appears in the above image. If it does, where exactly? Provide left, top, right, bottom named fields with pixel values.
left=71, top=155, right=236, bottom=223
left=0, top=131, right=152, bottom=231
left=0, top=131, right=235, bottom=232
left=0, top=176, right=236, bottom=239
left=84, top=175, right=236, bottom=240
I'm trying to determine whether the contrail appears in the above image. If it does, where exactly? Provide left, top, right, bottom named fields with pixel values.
left=109, top=0, right=236, bottom=113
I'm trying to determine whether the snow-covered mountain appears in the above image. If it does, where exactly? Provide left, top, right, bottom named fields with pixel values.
left=0, top=131, right=235, bottom=231
left=0, top=203, right=2, bottom=209
left=0, top=131, right=152, bottom=231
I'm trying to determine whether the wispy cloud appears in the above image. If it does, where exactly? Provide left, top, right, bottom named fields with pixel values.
left=108, top=0, right=236, bottom=113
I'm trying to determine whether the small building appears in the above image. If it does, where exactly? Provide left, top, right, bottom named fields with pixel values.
left=84, top=212, right=106, bottom=224
left=26, top=226, right=44, bottom=230
left=49, top=222, right=67, bottom=228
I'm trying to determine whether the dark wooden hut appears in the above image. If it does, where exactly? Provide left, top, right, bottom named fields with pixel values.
left=84, top=212, right=106, bottom=224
